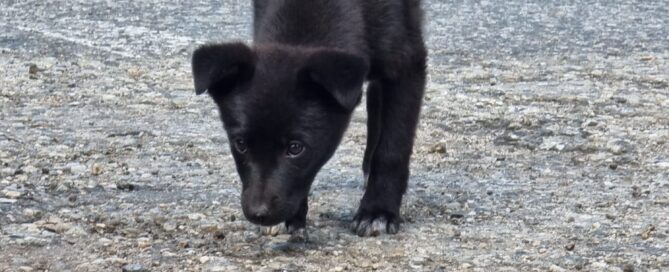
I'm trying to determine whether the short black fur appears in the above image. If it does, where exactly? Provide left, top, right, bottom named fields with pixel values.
left=192, top=0, right=426, bottom=237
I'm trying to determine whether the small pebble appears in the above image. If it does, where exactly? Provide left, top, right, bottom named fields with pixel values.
left=565, top=242, right=575, bottom=251
left=91, top=163, right=103, bottom=176
left=641, top=225, right=655, bottom=240
left=2, top=190, right=21, bottom=199
left=0, top=198, right=17, bottom=204
left=622, top=264, right=634, bottom=272
left=214, top=231, right=226, bottom=240
left=28, top=64, right=39, bottom=79
left=116, top=182, right=136, bottom=191
left=137, top=237, right=152, bottom=249
left=122, top=263, right=148, bottom=272
left=549, top=265, right=567, bottom=272
left=428, top=143, right=447, bottom=154
left=162, top=221, right=177, bottom=232
left=177, top=239, right=190, bottom=248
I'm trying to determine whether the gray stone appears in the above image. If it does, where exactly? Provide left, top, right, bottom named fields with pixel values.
left=122, top=263, right=149, bottom=272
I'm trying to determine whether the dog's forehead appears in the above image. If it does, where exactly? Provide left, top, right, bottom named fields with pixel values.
left=231, top=91, right=325, bottom=141
left=223, top=46, right=327, bottom=138
left=228, top=85, right=302, bottom=138
left=240, top=46, right=306, bottom=118
left=254, top=45, right=306, bottom=75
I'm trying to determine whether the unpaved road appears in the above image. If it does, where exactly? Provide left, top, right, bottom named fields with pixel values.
left=1, top=1, right=668, bottom=271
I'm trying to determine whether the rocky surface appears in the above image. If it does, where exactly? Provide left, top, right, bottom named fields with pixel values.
left=1, top=0, right=668, bottom=271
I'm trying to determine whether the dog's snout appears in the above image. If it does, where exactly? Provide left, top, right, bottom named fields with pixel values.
left=242, top=193, right=286, bottom=226
left=248, top=203, right=270, bottom=218
left=245, top=201, right=282, bottom=225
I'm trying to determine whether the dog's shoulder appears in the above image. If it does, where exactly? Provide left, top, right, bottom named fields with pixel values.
left=361, top=0, right=426, bottom=78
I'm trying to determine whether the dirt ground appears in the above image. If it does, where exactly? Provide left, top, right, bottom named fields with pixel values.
left=1, top=0, right=668, bottom=271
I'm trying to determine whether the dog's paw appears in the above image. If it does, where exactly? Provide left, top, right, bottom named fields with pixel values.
left=351, top=211, right=400, bottom=237
left=262, top=223, right=309, bottom=242
left=287, top=227, right=309, bottom=243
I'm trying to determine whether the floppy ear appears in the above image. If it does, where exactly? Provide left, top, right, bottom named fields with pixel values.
left=192, top=42, right=255, bottom=96
left=301, top=50, right=369, bottom=112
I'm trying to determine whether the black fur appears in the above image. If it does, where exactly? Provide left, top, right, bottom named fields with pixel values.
left=192, top=0, right=426, bottom=237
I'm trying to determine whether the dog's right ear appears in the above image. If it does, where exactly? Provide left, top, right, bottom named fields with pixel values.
left=192, top=43, right=255, bottom=96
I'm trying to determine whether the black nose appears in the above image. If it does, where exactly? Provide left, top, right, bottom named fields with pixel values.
left=248, top=204, right=270, bottom=220
left=243, top=195, right=283, bottom=225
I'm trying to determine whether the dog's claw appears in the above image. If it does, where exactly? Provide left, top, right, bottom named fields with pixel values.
left=262, top=224, right=286, bottom=236
left=262, top=223, right=308, bottom=242
left=351, top=213, right=400, bottom=237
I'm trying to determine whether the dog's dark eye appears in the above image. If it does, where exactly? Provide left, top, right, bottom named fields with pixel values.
left=234, top=139, right=248, bottom=153
left=286, top=141, right=304, bottom=157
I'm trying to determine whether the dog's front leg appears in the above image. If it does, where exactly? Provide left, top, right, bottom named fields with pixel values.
left=353, top=66, right=426, bottom=237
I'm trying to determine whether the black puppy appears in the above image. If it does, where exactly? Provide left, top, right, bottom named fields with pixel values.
left=191, top=0, right=426, bottom=237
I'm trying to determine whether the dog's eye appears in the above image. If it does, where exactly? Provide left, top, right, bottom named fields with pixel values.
left=234, top=139, right=248, bottom=153
left=286, top=141, right=304, bottom=157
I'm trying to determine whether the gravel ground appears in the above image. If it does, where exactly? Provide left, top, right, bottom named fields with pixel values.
left=1, top=0, right=668, bottom=271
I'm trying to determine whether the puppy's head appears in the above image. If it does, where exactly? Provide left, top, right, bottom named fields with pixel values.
left=192, top=43, right=368, bottom=226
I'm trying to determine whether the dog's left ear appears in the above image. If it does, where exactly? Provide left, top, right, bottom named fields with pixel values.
left=192, top=42, right=255, bottom=96
left=301, top=50, right=368, bottom=112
